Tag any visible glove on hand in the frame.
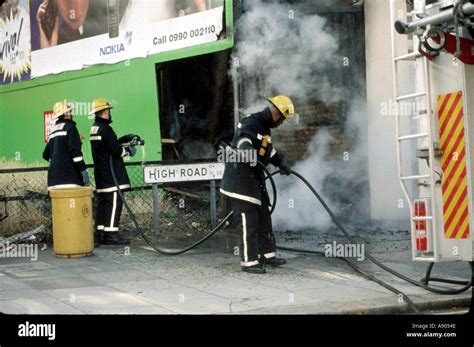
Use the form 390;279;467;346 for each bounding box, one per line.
279;158;292;176
125;146;137;157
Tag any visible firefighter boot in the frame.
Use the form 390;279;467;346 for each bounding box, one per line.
241;263;266;274
261;256;287;267
101;232;130;245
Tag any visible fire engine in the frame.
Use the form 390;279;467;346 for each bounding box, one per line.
391;0;473;262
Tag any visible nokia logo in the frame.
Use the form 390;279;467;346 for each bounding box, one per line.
100;43;125;56
99;31;132;56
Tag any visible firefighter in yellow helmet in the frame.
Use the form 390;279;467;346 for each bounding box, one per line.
220;95;295;274
89;98;138;245
42;100;89;190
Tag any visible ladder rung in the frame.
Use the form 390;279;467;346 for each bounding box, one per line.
400;174;431;181
412;216;433;221
394;52;422;62
396;91;427;101
398;133;429;141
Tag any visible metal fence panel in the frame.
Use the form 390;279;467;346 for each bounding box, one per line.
0;162;225;240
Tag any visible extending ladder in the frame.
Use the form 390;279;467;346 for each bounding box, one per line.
389;0;438;261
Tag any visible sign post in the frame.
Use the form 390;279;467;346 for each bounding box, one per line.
210;180;217;228
152;183;160;236
144;162;225;235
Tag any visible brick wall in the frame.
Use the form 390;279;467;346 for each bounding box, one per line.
272;101;349;163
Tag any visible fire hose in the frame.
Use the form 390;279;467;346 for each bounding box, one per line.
109;158;277;254
109;151;472;313
269;171;472;298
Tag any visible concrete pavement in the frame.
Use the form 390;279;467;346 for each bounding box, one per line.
0;231;471;314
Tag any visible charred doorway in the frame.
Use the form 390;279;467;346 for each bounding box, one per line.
156;50;234;161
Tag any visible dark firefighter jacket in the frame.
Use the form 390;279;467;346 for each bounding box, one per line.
42;119;87;189
220;107;284;206
90;117;131;193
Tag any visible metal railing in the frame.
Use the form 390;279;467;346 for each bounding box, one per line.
0;160;223;239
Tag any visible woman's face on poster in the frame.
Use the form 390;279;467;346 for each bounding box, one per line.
56;0;90;30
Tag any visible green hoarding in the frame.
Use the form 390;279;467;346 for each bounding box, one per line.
0;0;234;166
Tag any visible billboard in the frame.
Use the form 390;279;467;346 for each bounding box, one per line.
29;0;224;78
0;0;31;84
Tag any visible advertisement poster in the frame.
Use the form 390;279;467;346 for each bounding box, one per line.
0;0;31;84
43;109;54;143
29;0;224;78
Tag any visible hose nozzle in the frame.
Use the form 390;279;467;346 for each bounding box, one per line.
130;137;145;146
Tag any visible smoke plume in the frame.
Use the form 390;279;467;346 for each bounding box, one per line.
272;97;368;231
236;1;342;113
235;1;369;231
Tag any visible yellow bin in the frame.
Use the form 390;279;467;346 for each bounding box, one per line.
49;187;94;259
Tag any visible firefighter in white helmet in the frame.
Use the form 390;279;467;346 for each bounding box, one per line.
89;98;138;245
220;96;294;274
42;100;89;190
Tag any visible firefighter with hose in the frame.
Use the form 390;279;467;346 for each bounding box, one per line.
89;98;139;245
220;96;295;274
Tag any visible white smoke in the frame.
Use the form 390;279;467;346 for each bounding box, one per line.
272;97;368;231
235;1;369;231
235;1;342;113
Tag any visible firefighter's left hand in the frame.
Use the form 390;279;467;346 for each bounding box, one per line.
279;159;292;176
81;170;90;185
125;146;137;157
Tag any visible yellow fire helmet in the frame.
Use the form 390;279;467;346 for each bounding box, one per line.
89;98;113;115
53;100;74;118
267;95;295;120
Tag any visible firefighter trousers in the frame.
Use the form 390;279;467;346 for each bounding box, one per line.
95;191;123;233
229;196;277;267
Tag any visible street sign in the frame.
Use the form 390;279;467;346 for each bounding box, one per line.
144;162;225;184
